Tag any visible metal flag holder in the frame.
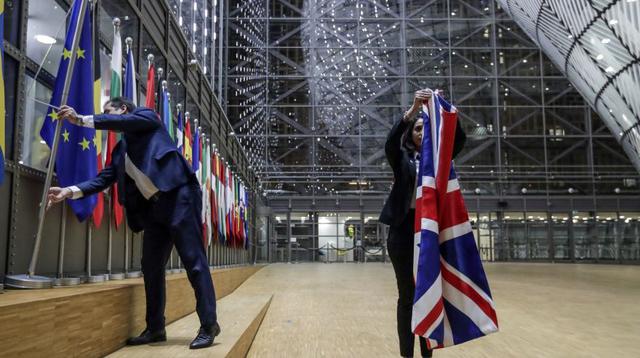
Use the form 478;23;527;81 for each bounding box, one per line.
107;193;125;280
166;251;175;275
5;0;90;289
124;225;142;278
170;251;181;274
53;203;81;286
129;231;142;277
84;219;106;283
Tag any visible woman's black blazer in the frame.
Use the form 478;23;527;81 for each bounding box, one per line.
378;117;466;228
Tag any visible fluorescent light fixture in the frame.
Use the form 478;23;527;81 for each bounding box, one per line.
35;34;56;45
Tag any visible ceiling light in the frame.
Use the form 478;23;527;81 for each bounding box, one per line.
601;38;611;44
35;34;57;45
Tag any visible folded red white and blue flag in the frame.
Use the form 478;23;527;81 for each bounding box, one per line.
412;91;498;349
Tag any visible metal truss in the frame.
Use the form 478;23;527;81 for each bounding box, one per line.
500;0;640;172
226;0;640;200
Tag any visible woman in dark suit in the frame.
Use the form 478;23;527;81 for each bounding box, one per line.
379;89;465;357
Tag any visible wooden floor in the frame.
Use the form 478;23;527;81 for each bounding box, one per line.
243;262;640;358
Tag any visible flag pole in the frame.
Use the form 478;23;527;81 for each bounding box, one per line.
156;68;163;113
53;202;80;286
6;0;90;289
127;231;141;278
85;217;105;282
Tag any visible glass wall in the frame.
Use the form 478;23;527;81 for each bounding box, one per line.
271;211;384;263
274;208;640;263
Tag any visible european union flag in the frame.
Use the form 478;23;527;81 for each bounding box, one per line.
40;0;97;221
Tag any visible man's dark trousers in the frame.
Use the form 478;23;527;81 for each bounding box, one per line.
141;179;216;331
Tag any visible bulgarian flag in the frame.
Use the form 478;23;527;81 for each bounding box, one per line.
107;18;124;229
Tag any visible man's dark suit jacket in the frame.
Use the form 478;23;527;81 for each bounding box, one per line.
378;117;466;228
75;107;196;232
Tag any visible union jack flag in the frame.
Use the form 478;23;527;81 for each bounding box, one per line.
412;91;498;349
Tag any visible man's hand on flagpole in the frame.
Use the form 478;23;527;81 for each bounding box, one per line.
57;105;82;126
47;187;72;210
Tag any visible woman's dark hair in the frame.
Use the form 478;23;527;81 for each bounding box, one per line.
106;97;137;112
401;114;421;154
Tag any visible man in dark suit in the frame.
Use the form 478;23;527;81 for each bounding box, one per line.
48;97;220;349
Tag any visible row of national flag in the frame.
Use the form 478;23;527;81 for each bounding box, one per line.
203;143;251;249
32;0;250;249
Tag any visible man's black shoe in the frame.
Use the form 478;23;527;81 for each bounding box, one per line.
189;322;221;349
126;328;167;346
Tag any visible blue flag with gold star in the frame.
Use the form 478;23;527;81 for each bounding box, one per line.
40;0;97;221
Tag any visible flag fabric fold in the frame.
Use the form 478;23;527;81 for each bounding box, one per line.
159;87;174;140
216;154;226;245
412;92;498;349
145;59;155;110
184;116;193;165
192;125;200;173
211;150;219;245
123;39;137;104
40;0;97;221
176;107;184;153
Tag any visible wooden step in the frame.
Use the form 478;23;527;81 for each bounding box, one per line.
107;292;273;358
0;265;265;357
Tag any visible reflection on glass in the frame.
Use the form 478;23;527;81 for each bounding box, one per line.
22;76;53;171
551;213;569;259
620;212;640;261
596;212;618;260
26;0;66;75
572;211;594;260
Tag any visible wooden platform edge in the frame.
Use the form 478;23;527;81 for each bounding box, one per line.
226;295;273;358
0;264;267;358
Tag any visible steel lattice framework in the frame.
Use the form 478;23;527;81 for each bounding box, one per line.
499;0;640;172
227;0;640;201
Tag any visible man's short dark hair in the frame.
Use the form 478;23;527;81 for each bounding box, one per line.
107;97;137;112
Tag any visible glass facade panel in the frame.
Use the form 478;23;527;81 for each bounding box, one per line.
21;75;53;171
26;0;67;75
3;53;18;161
3;0;21;47
552;213;570;260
